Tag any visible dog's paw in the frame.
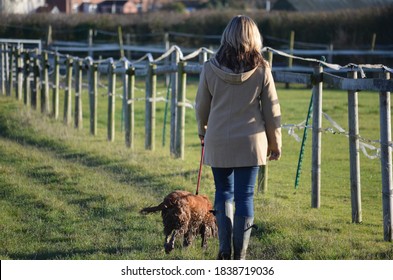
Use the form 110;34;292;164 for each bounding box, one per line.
164;242;174;254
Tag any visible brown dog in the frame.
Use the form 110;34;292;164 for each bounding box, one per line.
140;190;217;254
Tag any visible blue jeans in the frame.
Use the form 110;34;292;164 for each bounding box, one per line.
212;166;259;217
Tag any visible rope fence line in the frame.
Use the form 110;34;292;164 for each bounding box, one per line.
284;111;385;160
1;42;393;241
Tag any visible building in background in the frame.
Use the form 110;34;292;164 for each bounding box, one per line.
0;0;280;14
0;0;45;13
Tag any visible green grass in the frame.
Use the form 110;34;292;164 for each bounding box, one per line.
0;78;392;260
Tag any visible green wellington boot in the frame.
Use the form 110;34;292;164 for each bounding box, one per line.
233;216;254;260
215;201;234;260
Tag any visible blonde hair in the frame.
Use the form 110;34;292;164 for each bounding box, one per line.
216;15;266;73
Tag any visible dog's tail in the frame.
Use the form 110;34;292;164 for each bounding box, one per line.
140;202;167;214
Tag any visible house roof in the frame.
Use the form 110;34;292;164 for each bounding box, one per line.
272;0;393;11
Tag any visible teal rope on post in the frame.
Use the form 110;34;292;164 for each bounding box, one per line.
162;80;171;147
295;93;313;189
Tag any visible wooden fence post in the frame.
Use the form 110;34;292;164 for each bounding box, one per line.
267;50;273;68
347;70;362;223
7;45;14;97
311;65;323;208
4;44;9;96
41;51;50;114
46;25;53;47
88;59;98;136
288;30;295;68
32;49;40;111
52;54;60;119
74;58;83;129
1;44;5;95
379;71;393;241
107;60;116;142
176;61;187;159
88;29;94;58
16;47;23;101
371;33;377;51
122;60;128;137
118;26;124;58
145;63;157;150
126;33;131;59
23;51;30;107
125;65;135;149
285;30;295;89
170;51;180;156
64;56;73;126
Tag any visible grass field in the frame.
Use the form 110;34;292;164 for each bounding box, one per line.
0;77;392;260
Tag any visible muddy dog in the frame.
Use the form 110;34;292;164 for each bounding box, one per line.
140;190;217;254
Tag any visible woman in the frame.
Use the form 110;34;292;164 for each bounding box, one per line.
195;15;281;260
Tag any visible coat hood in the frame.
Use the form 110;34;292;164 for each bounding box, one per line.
209;57;258;85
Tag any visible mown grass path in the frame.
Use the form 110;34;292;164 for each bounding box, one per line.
1;85;392;260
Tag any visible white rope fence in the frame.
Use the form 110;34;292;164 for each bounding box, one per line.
283;112;383;160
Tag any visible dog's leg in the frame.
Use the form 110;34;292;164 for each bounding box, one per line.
164;233;171;249
164;230;178;254
200;225;208;249
183;228;195;247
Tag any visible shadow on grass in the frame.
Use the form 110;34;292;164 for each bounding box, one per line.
6;246;137;260
0;104;171;197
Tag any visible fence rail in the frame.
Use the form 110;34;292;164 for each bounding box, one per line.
0;42;392;241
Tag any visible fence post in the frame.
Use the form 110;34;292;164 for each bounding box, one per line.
288;30;295;68
7;45;14;97
311;65;323;208
122;60;128;138
88;59;98;136
1;44;5;95
64;56;73;126
347;70;362;223
164;33;170;87
41;51;50;114
23;51;30;107
118;26;124;58
145;63;157;150
32;49;40;110
52;54;60;119
371;33;377;51
170;51;180;156
74;58;83;129
4;44;9;96
267;50;273;67
285;30;295;89
88;29;94;58
176;61;187;159
16;47;23;101
125;65;135;149
107;60;116;142
379;71;393;242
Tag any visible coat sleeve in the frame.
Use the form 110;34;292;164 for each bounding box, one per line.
261;66;282;152
195;64;212;137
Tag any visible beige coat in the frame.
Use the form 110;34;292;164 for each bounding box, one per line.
195;58;281;167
